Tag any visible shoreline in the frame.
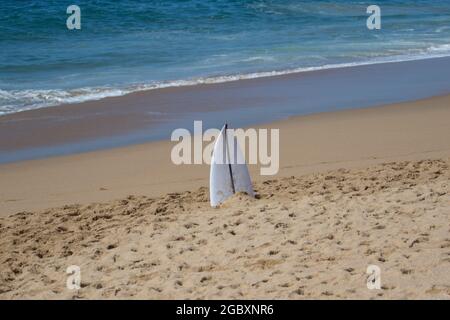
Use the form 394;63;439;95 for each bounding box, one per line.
3;53;450;117
1;56;450;163
1;94;449;216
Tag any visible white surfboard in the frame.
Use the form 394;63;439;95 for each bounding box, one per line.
210;124;254;207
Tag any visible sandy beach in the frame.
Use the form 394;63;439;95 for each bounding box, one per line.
3;0;450;303
1;94;449;299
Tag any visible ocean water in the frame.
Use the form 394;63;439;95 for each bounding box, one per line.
1;0;450;115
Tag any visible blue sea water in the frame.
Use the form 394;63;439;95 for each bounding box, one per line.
1;0;450;115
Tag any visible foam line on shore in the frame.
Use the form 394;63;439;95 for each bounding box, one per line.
2;49;450;116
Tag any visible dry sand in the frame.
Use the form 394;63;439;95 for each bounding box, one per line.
0;158;449;299
0;95;449;299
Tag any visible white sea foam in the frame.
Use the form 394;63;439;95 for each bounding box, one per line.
427;44;450;52
1;45;450;116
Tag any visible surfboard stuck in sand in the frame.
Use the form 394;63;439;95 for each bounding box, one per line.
210;123;255;207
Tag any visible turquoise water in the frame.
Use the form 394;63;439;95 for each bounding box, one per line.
1;0;450;114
